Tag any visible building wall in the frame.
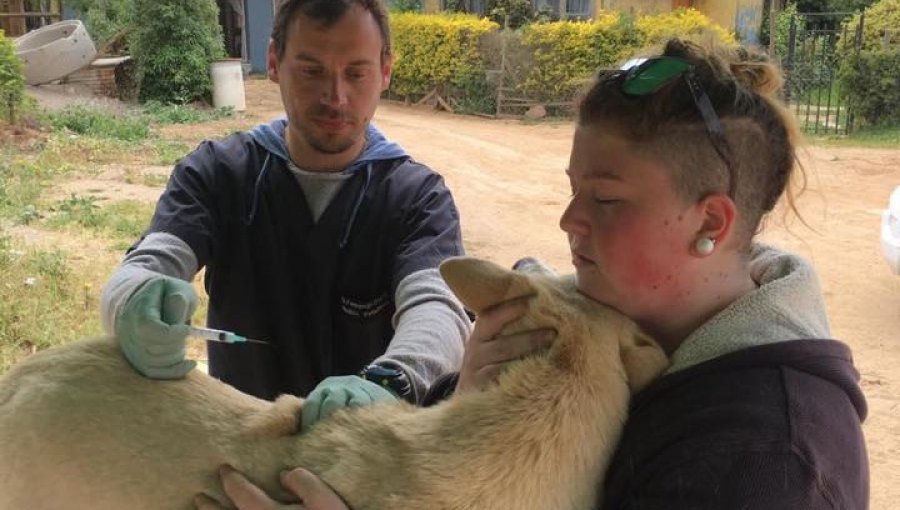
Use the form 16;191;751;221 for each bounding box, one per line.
245;0;274;74
693;0;764;43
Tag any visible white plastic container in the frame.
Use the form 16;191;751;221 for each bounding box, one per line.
881;186;900;275
15;20;97;85
210;59;246;111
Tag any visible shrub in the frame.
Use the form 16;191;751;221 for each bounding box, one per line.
388;10;734;114
515;9;731;103
838;0;900;127
129;0;224;104
635;8;736;47
839;48;900;127
0;30;24;123
487;0;534;29
518;13;642;102
768;2;806;62
389;0;422;13
841;0;900;51
390;13;497;104
65;0;133;50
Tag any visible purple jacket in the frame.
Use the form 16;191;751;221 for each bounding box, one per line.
423;339;868;509
602;338;868;509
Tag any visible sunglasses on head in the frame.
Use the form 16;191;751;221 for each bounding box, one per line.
617;56;736;198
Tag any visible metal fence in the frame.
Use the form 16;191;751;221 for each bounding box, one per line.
782;12;863;135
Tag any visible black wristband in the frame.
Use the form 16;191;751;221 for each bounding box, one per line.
359;363;413;402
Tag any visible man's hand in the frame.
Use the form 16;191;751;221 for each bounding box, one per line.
194;465;349;510
116;275;198;379
300;375;397;431
456;297;556;393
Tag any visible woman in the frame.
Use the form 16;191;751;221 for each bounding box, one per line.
197;38;869;510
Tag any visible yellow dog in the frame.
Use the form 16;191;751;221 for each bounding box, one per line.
0;257;668;510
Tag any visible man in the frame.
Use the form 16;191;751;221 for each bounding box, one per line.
101;0;470;426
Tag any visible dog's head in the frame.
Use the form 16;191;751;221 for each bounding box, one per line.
440;257;668;393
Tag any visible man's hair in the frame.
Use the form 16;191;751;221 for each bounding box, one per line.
271;0;392;60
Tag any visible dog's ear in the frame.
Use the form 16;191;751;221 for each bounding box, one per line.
440;257;536;314
620;328;668;394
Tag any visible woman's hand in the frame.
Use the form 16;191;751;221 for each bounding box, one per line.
194;465;349;510
456;297;556;393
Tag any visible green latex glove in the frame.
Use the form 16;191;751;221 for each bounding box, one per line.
116;275;198;379
301;375;398;431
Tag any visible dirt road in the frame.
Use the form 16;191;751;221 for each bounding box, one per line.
128;78;900;507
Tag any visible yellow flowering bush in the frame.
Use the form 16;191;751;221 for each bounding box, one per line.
635;8;735;46
390;13;498;99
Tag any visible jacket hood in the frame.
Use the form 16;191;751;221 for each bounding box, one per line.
668;244;831;374
658;339;867;422
247;117;407;171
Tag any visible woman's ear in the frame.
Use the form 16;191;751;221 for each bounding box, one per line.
693;193;738;251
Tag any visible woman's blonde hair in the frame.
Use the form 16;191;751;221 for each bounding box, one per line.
578;38;804;246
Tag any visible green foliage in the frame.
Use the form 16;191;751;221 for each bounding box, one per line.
0;237;103;373
487;0;534;29
42;105;150;141
796;0;877;12
129;0;225;104
0;30;25;123
518;14;642;102
0;153;73;224
389;0;422;13
65;0;133;49
141;101;233;125
516;9;731;103
836;0;900;128
47;195;153;241
390;13;498;101
839;48;900;127
390;10;734;113
769;3;805;61
634;8;736;46
842;0;900;52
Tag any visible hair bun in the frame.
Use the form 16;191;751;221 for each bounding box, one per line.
728;48;783;98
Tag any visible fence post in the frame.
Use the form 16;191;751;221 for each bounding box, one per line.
496;15;509;118
785;15;797;103
847;11;865;134
768;0;780;59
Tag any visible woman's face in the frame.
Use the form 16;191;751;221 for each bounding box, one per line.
559;125;706;326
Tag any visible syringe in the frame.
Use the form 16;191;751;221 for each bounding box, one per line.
187;325;266;345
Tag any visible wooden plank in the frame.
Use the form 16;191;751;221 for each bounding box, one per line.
415;88;437;106
0;12;62;18
435;94;454;113
3;0;27;37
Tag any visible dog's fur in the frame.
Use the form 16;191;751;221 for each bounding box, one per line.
0;257;668;510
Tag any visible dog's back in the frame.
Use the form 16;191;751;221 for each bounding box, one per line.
0;257;668;510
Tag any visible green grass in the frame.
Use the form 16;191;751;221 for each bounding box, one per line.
807;125;900;149
41;104;151;142
45;195;154;241
141;101;233;125
0;102;232;373
0;150;75;223
39;102;233;146
0;234;103;372
151;139;193;165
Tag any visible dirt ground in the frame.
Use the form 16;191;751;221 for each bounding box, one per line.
29;79;900;507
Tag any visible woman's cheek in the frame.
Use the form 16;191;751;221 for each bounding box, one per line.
605;222;681;293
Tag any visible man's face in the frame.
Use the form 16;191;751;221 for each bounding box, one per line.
268;5;391;168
